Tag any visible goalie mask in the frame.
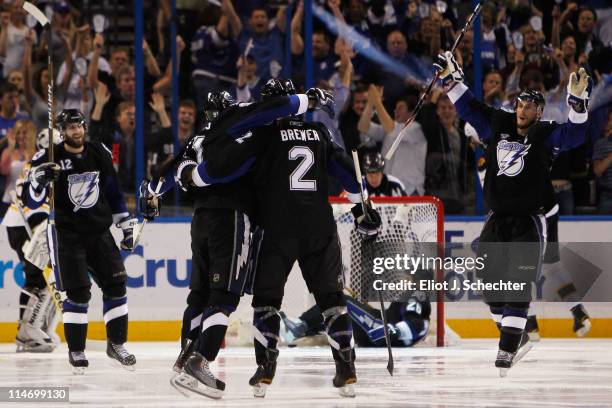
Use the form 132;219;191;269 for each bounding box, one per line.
204;91;236;122
36;128;62;150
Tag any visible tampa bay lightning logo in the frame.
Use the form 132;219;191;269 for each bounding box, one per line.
67;171;100;212
496;140;531;177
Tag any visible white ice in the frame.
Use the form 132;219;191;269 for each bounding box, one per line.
1;340;611;407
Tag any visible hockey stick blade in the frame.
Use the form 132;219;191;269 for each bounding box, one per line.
22;2;49;26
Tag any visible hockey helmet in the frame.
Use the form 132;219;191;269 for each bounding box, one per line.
363;152;385;173
204;91;236;121
56;109;86;133
260;78;296;100
517;89;545;110
36;128;62;150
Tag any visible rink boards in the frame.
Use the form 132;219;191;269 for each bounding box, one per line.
1;217;612;342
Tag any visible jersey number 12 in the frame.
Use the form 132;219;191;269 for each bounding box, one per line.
288;146;317;191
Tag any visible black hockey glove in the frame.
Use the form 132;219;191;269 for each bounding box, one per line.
30;162;60;192
138;179;160;221
117;216;138;251
433;51;464;86
306;87;335;118
351;202;381;238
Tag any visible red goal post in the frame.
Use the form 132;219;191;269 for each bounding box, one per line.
329;195;446;347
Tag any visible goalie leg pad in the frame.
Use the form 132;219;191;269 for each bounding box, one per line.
16;287;56;352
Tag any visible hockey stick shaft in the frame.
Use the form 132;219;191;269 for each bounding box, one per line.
384;0;485;161
351;150;394;375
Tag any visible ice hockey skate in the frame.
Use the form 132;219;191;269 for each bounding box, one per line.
496;332;533;377
69;351;89;375
249;348;279;397
571;304;592;337
174;352;225;399
106;341;136;371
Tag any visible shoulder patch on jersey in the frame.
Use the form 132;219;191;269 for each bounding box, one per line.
32;149;46;162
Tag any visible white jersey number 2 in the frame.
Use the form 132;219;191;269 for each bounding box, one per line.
288;146;317;191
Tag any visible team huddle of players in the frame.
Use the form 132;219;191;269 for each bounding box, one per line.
6;43;594;398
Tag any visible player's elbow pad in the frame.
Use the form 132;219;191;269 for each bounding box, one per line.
176;160;197;190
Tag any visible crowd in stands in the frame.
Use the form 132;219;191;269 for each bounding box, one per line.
0;0;611;216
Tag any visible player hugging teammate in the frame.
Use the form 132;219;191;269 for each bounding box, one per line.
22;109;138;374
142;80;382;399
434;51;590;376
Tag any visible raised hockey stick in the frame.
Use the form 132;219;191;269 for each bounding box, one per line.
384;0;485;161
22;1;63;291
132;177;164;249
351;150;394;376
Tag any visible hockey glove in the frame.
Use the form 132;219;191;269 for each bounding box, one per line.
351;202;382;238
117;216;138;251
433;51;464;86
30;162;60;193
138;179;160;221
566;67;593;113
306;87;335;118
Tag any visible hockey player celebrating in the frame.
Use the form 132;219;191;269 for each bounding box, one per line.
181;79;381;398
22;109;138;374
167;88;333;399
433;52;590;376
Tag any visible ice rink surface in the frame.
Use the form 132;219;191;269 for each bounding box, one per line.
1;339;611;407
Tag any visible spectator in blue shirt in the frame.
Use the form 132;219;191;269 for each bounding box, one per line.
225;1;286;82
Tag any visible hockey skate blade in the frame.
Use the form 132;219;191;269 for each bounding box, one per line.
252;382;268;398
575;319;592;337
174;372;223;400
170;373;192;398
338;383;356;398
72;366;86;376
499;367;509;378
109;357;136;372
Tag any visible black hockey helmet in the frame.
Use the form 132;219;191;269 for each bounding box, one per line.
56;109;86;130
260;78;296;100
363;152;385;173
204;91;235;121
517;89;545;110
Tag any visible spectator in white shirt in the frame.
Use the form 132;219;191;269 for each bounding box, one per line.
357;85;426;195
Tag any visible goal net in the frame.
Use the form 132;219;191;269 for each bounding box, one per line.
331;196;447;347
226;196;455;347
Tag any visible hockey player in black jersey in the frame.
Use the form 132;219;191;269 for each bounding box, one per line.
362;152;407;196
186;79;381;398
165;88;335;399
434;52;590;376
22;109;137;374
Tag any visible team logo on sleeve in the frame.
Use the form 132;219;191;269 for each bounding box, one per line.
496;140;531;177
67;171;100;211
